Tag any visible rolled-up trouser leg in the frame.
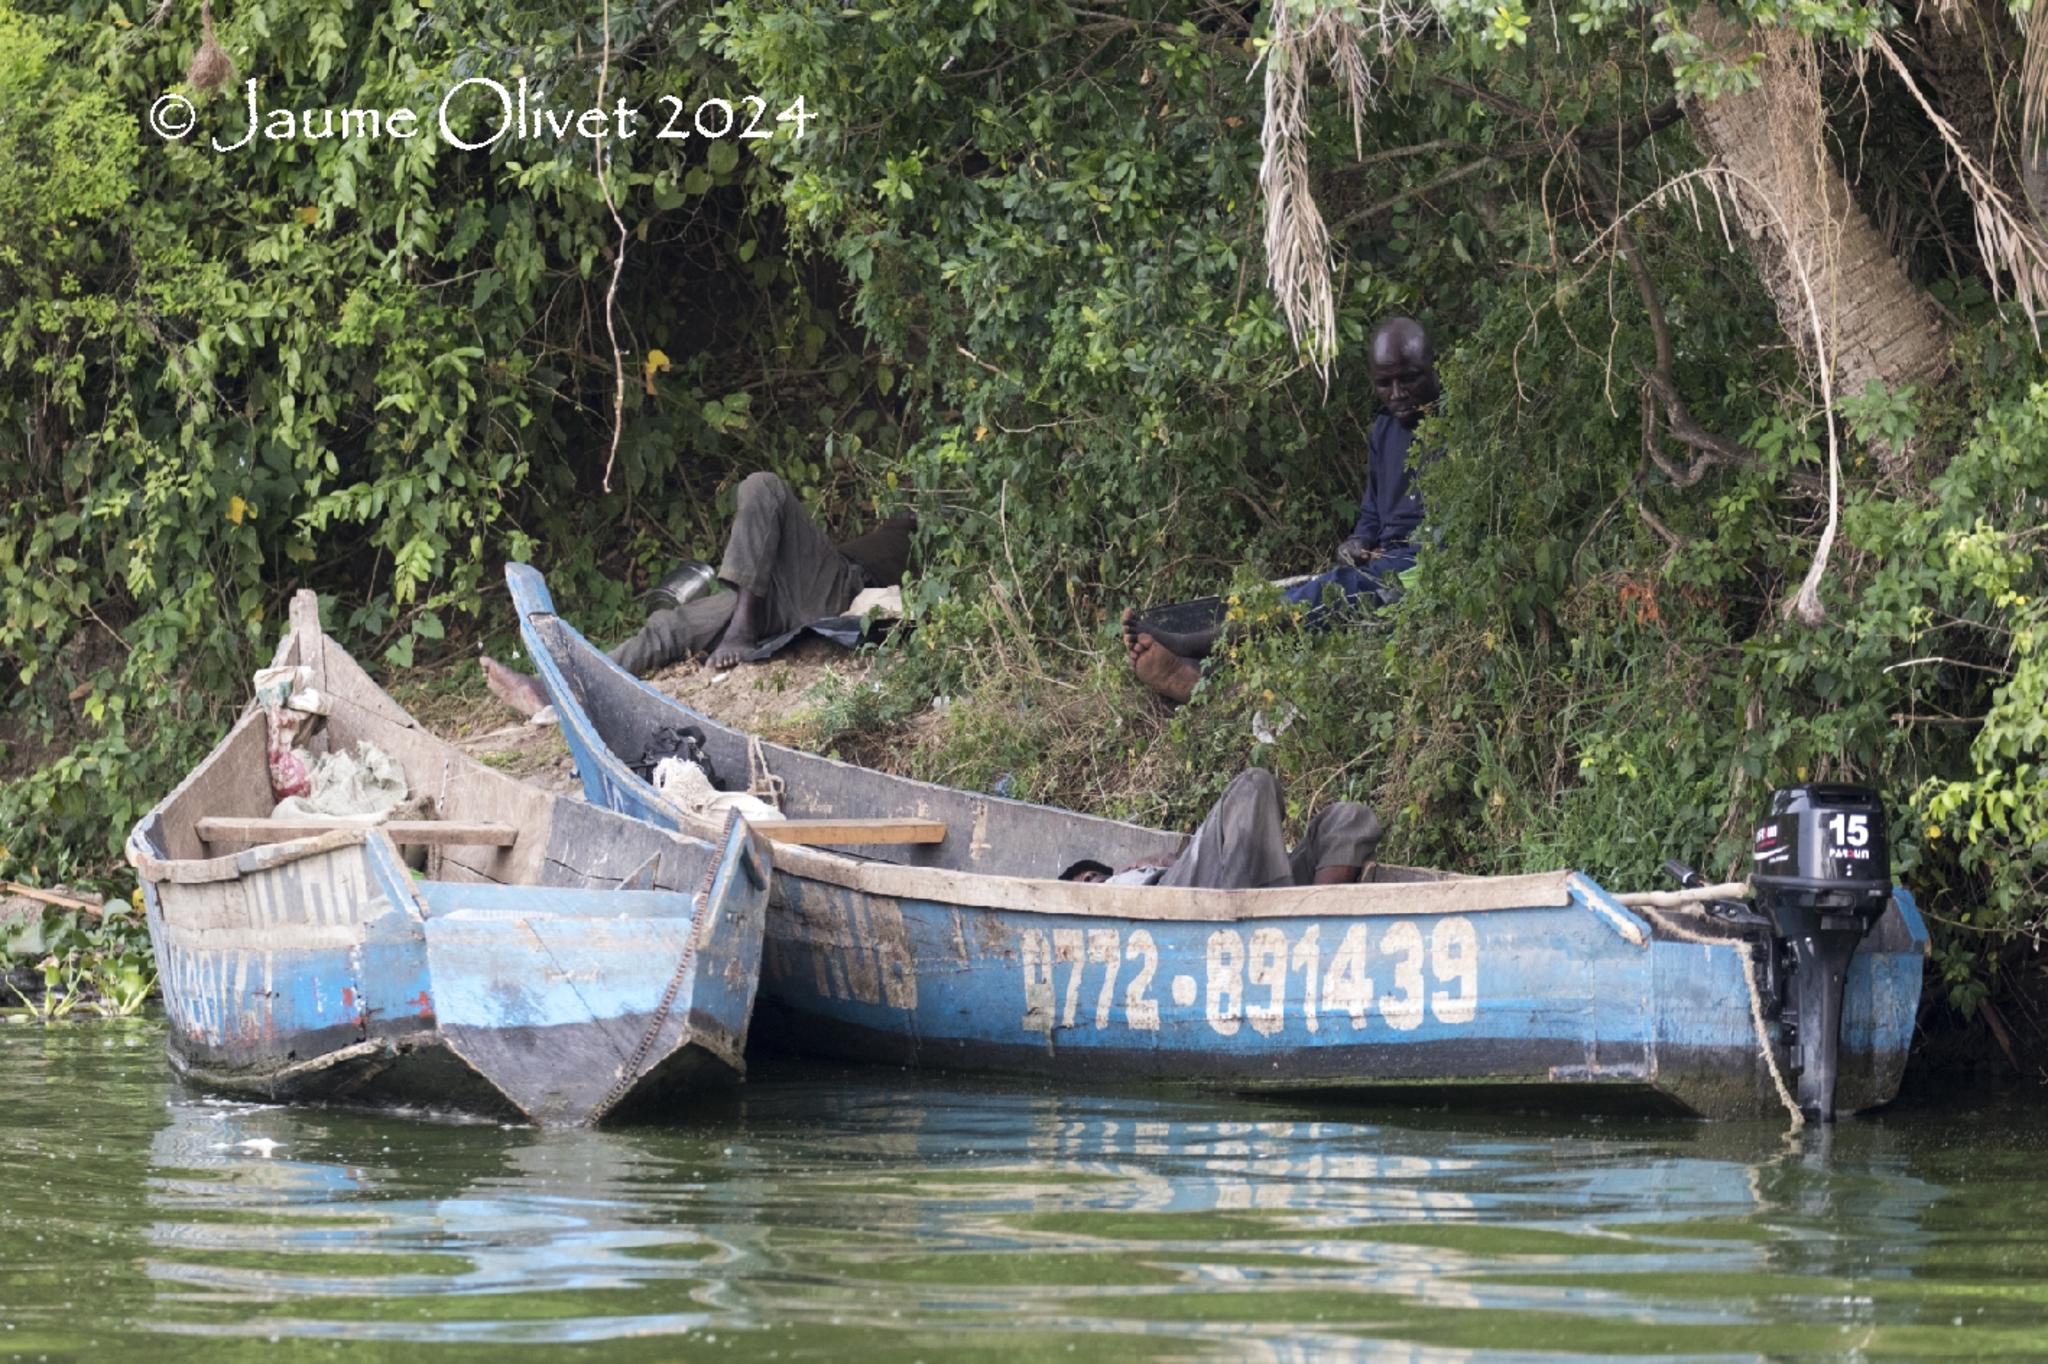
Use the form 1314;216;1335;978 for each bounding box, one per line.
1157;769;1296;891
720;471;867;638
1286;802;1383;884
609;593;737;676
1281;564;1384;629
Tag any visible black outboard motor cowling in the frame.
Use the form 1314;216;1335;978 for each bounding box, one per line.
1750;785;1893;1122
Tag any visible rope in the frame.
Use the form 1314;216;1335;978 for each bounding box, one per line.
1613;880;1750;908
746;735;785;810
592;816;729;1122
1637;904;1804;1130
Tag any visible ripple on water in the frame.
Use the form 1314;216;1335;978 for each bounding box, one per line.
2;1021;2047;1359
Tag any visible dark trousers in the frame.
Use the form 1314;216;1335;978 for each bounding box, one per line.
610;473;913;675
1156;769;1382;890
1279;551;1415;627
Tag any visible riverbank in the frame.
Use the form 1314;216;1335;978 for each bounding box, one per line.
394;635;893;791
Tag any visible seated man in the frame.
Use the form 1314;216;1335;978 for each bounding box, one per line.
1060;768;1381;890
485;471;914;716
1123;316;1440;705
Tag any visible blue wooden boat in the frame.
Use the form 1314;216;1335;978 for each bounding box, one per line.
127;592;772;1126
507;564;1928;1121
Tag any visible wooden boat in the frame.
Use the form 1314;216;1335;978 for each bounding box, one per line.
507;564;1928;1121
126;592;771;1126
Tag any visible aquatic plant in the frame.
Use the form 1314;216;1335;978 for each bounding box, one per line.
1;903;156;1021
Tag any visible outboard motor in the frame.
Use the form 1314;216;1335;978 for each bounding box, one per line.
1749;785;1893;1122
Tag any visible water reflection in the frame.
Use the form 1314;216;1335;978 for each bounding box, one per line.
143;1103;732;1343
6;1027;2045;1357
115;1067;1980;1356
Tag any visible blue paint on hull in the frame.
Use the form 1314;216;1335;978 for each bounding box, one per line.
746;875;1924;1113
128;596;777;1124
135;820;768;1125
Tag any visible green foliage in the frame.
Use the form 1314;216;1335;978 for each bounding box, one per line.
731;0;2046;1019
0;0;889;874
714;0;1360;661
1851;377;2048;999
1;902;155;1019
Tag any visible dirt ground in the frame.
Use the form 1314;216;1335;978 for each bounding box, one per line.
397;637;878;798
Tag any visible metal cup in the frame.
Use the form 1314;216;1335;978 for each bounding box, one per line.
645;561;721;612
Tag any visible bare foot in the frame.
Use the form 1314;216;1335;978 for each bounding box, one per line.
1122;606;1217;659
481;656;548;719
705;587;762;670
1128;632;1200;705
705;630;758;670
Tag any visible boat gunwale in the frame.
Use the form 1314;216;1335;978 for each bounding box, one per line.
127;821;377;885
510;567;1600;924
128;598;730;896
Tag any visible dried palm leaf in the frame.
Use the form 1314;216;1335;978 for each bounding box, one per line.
1258;0;1429;378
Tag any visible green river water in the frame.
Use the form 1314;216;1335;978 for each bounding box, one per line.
3;1020;2046;1361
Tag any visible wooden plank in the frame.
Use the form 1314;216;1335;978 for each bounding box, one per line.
289;590;326;707
196;817;518;848
154;712;275;862
133;828;370;886
755;818;946;847
0;882;104;916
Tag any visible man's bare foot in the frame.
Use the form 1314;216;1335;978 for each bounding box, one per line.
705;630;759;670
705;588;762;670
1128;632;1200;705
481;656;548;719
1121;606;1217;660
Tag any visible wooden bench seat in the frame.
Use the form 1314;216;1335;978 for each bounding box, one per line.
194;816;518;848
754;818;945;846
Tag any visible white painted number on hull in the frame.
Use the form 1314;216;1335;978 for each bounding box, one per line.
1018;917;1480;1037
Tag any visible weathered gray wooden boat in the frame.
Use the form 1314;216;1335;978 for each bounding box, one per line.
508;564;1928;1121
127;593;771;1126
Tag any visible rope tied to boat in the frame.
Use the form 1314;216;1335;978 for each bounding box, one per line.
1612;881;1750;908
592;814;732;1121
746;734;785;810
1636;905;1806;1131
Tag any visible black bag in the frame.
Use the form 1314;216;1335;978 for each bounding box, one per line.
631;724;719;787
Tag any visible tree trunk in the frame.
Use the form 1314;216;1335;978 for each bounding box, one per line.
1682;8;1949;394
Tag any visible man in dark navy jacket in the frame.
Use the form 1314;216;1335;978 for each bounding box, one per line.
1284;317;1437;618
1124;317;1439;704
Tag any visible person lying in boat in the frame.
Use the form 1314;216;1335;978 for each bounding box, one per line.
485;472;915;716
1059;769;1381;890
1122;316;1439;705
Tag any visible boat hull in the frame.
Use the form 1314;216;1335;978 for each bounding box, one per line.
136;816;769;1126
508;563;1927;1120
130;595;772;1127
745;867;1924;1119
